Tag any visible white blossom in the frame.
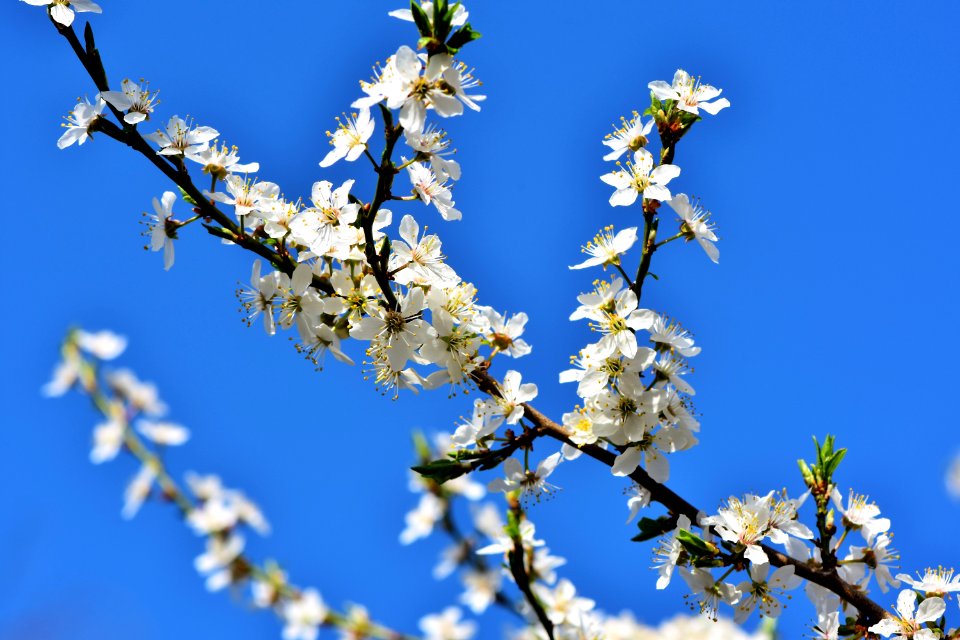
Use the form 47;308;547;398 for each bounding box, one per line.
90;416;124;464
460;569;501;614
475;370;538;428
57;95;105;149
187;142;259;178
407;161;462;221
868;589;945;640
122;462;157;519
733;563;800;623
667;194;719;264
488;453;561;500
106;369;166;415
536;579;596;628
194;533;244;592
281;589;329;640
895;567;960;598
419;607;476;640
22;0;101;27
578;287;656;359
386;46;464;132
390;215;460;288
405;125;461;181
702;494;776;566
389;2;469;28
600;149;680;206
648;69;731;116
477;308;531;358
400;492;444;545
350;286;428;371
208;176;280;220
603;112;654;161
680;568;742;621
812;611;841;640
831;488;891;544
570;226;638;270
320;109;375;167
100;79;158;125
136;420;189;446
652;514;691;589
145;115;219;157
148;191;177;270
76;330;127;360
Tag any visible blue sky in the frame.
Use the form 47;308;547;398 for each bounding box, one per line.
2;1;959;638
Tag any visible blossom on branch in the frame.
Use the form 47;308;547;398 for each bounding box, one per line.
147;191;177;270
57;95;105;149
570;226;639;271
319;109;375;168
100;79;158;125
22;0;101;27
146;115;219;157
648;69;731;116
600;149;680;206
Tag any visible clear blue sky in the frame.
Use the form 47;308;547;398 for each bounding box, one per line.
2;1;959;638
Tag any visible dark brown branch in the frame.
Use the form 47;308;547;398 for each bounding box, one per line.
436;509;521;616
630;209;658;299
361;106;404;310
472;369;888;626
56;22;335;297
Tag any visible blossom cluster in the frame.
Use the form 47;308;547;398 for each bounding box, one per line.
553;70;732;488
402;433;773;640
41;0;535;401
45;328;476;640
30;1;960;639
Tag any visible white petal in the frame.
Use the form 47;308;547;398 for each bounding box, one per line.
609;188;639;208
612;448;642;477
915;597;946;624
744;544;769;565
50;3;75;26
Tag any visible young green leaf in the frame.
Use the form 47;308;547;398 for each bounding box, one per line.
677;529;719;557
632;515;674;542
411;458;469;483
446;24;482;52
410;0;432;37
178;186;198;206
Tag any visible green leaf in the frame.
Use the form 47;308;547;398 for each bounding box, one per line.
433;0;448;28
411;459;469;483
825;448;847;476
649;94;663;113
412;431;432;462
178;186;198;206
446;23;482;52
445;1;460;22
632;515;674;542
760;617;778;640
678;110;701;127
410;0;432;37
417;36;436;51
451;448;491;461
434;0;457;41
677;529;719;557
505;508;521;538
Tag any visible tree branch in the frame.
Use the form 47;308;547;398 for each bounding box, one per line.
470;368;888;625
49;14;890;630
